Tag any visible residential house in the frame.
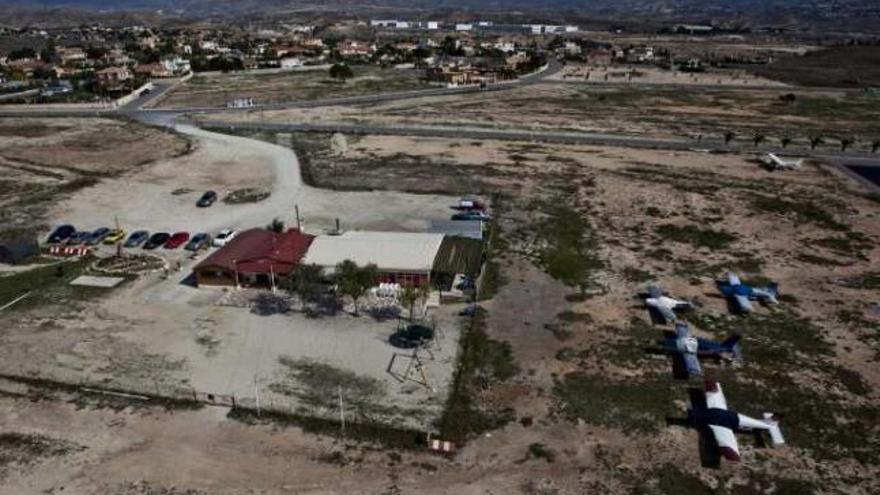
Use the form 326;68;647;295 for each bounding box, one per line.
586;48;614;66
134;62;171;78
337;41;375;58
95;66;132;87
57;47;86;65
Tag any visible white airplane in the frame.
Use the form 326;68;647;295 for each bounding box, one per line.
644;285;695;323
766;153;803;170
688;380;785;462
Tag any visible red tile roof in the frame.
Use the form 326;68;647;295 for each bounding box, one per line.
194;228;314;276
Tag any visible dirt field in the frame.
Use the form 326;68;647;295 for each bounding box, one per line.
551;63;786;88
2;129;879;493
742;45;880;88
153;66;430;109
200;82;880;149
0;118;191;236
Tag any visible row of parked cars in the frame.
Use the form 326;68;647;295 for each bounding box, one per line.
46;225;239;251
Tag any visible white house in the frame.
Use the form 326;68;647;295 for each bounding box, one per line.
455;24;473;32
280;57;303;69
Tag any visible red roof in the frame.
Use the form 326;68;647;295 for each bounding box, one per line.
194;228;314;276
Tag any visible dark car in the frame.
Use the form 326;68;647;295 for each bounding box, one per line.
164;232;190;249
143;232;171;250
66;231;92;245
84;227;111;245
47;224;76;244
389;324;435;349
451;211;491;221
124;230;150;248
196;191;218;207
184;232;211;251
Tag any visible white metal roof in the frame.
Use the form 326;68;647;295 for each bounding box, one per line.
302;231;445;273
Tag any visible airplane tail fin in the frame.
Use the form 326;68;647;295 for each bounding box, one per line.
762;413;785;446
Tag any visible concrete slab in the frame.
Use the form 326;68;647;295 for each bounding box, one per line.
70;275;125;288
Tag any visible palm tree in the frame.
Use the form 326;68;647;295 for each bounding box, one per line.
780;136;792;148
840;136;855;152
752;134;766;147
398;283;431;322
723;131;735;145
809;135;824;151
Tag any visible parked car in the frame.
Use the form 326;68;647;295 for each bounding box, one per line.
102;229;126;245
66;231;92;245
185;233;211;251
164;232;190;249
456;198;486;211
451;211;491;221
84;227;111;245
124;230;150;248
47;224;76;244
212;229;237;247
143;232;170;250
197;191;218;207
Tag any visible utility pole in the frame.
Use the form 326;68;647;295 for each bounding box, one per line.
338;386;345;436
294;204;302;231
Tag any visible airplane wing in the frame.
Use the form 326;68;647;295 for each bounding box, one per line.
733;294;753;312
705;381;727;409
683;352;702;376
709;425;741;461
656;305;676;323
768;153;784;166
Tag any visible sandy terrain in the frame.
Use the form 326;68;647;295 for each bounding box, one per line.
153;66;430;109
0;118;190;234
46;124;460;236
550;63;787;88
198;82;880;147
2;127;879;493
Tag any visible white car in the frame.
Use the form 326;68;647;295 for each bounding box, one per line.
212;229;237;247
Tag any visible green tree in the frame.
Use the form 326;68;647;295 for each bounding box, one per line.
723;131;735;145
752;134;765;147
780;136;792;148
290;263;323;311
809;135;824;150
840;136;855;152
267;218;284;233
335;260;378;316
329;63;353;82
872;140;880;154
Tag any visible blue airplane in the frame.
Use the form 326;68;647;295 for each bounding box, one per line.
656;323;742;377
717;272;779;313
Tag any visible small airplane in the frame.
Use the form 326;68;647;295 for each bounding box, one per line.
686;380;785;463
644;285;695;324
717;272;778;313
655;323;742;377
765;153;803;171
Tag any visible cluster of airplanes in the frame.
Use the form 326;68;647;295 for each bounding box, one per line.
642;272;786;464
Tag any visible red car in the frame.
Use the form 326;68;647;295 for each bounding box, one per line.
164;232;190;249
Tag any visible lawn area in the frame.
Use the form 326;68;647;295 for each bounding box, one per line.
155;65;430;108
0;258;115;312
